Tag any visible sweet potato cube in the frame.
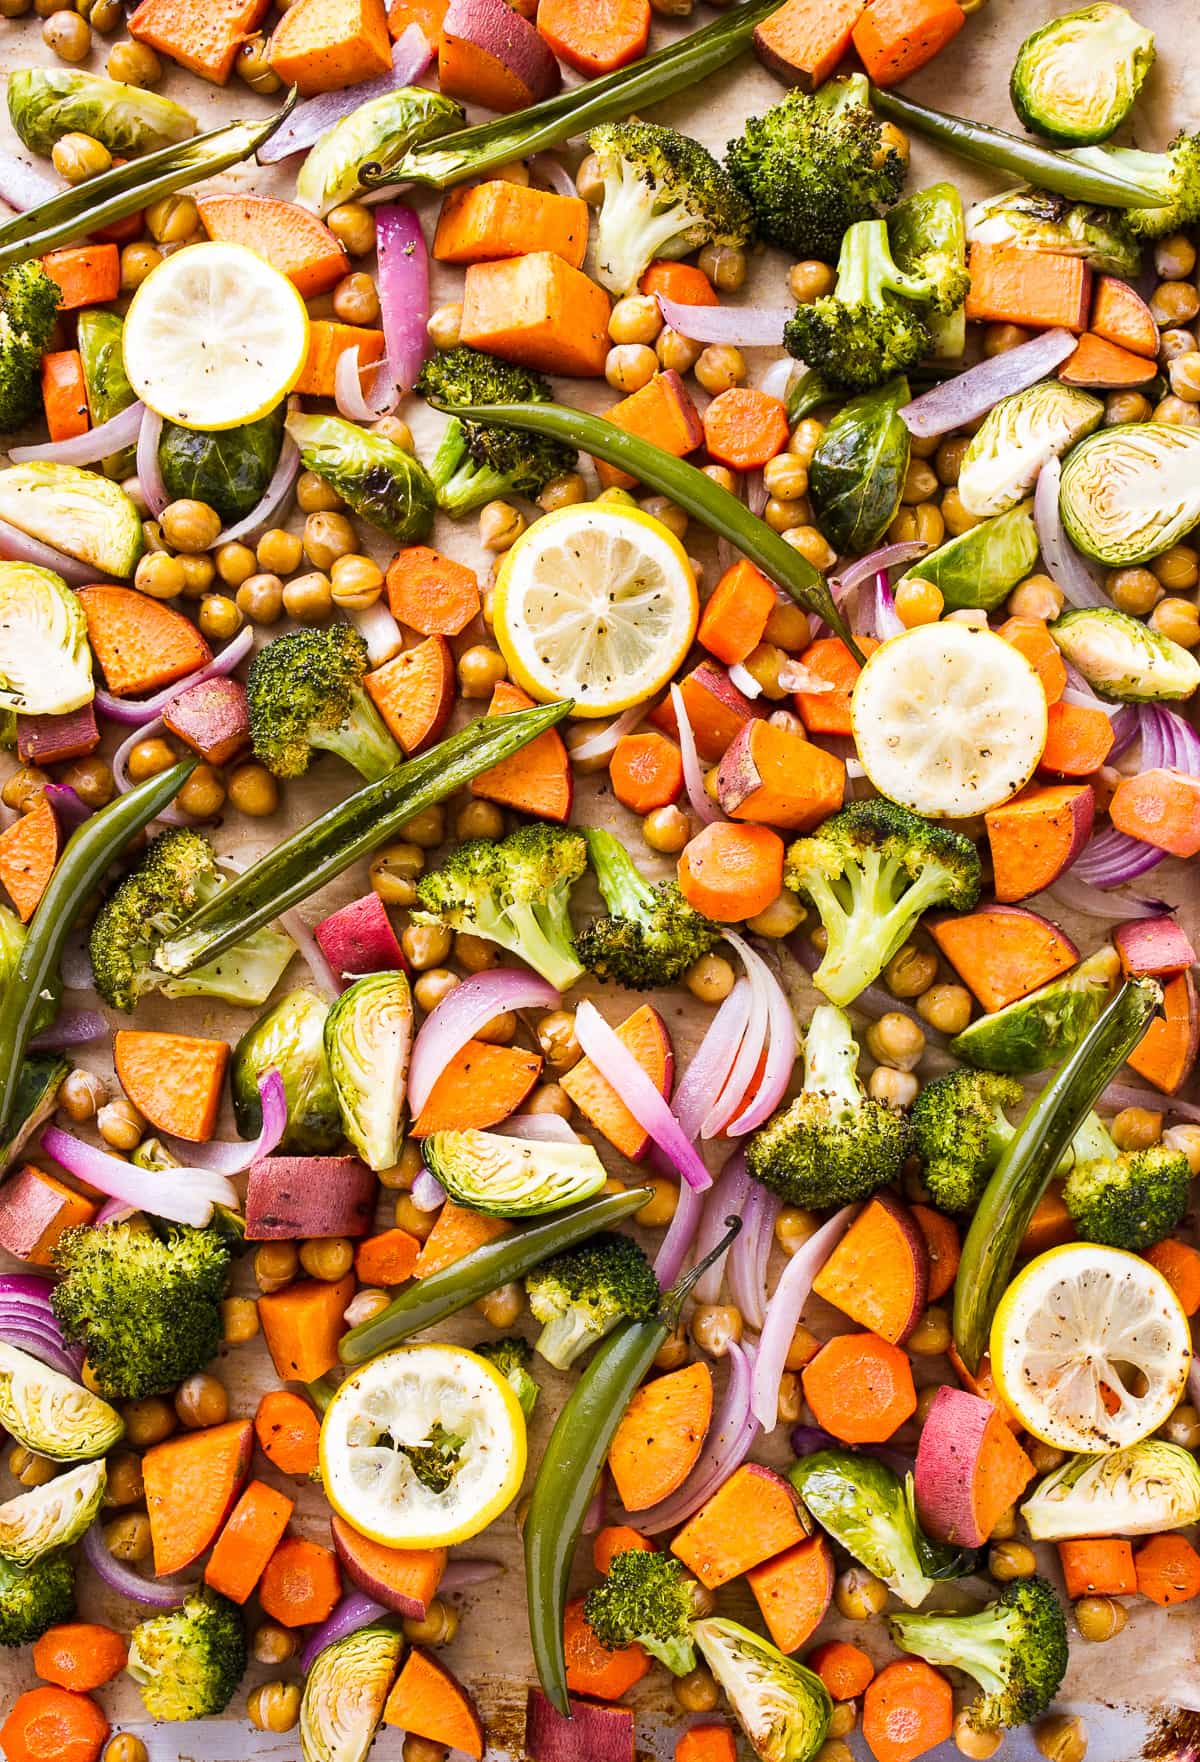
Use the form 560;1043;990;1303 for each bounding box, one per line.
295;321;386;398
670;1463;807;1588
161;676;250;766
384;1649;483;1757
697;560;778;667
559;1003;671;1162
928;905;1079;1012
1114;916;1197;980
16;705;99;767
745;1535;834;1653
1091;275;1159;357
78;585;212;699
753;0;865;89
434;180;589;269
40;245;120;311
409;1042;542;1136
0;798;58;923
1059;332;1157;388
143;1418;253;1575
113;1029;229;1143
269;0;392;93
649;662;763;762
1127;971;1199;1095
913;1386;1034;1549
715;719;845;831
470;680;572;822
460;252;611;378
964;246;1091;332
608;1361;712;1512
196;194;350;297
129;0;269;81
811;1193;928;1345
0;1164;96;1265
595;369;704;489
365;635;454;755
984;784;1094;903
259;1273;355;1381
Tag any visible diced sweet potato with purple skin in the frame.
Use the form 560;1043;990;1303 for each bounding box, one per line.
1114;917;1197;981
0;1164;96;1263
16;704;100;767
913;1385;1034;1548
245;1155;378;1239
315;892;407;988
161;676;251;767
525;1690;635;1762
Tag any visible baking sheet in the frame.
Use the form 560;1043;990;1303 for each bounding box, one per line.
1;0;1199;1752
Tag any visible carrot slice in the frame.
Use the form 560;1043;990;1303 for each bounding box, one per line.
862;1659;953;1762
801;1332;917;1444
1134;1533;1200;1606
702;387;790;471
536;0;650;76
0;1687;109;1762
677;822;785;923
258;1534;343;1627
1057;1538;1136;1599
609;731;683;814
563;1595;649;1699
385;545;480;636
807;1639;876;1700
1144;1238;1200;1316
593;1525;654;1576
31;1625;127;1693
698;560;778;667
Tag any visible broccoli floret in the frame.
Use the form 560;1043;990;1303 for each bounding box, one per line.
890;1578;1068;1733
247;624;401;782
52;1222;231;1400
1062;1112;1190;1252
786;799;981;1009
473;1335;540;1418
416;345;577;515
726;75;907;264
413;823;587;991
127;1589;246;1721
0;262;60;434
588;121;755;296
584;1548;698;1676
1069;134;1200;240
910;1069;1025;1214
575;827;718;989
526;1231;658;1369
746;1002;909;1207
89;827;295;1014
0;1552;73;1647
784;217;937;393
400;1420;465;1494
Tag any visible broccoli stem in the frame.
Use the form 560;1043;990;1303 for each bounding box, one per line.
890;1607;1010;1697
801;1005;863;1109
503;900;586;994
429;419;511;515
808;859;950;1009
585;828;657;922
310;687;401;782
835;219;932;306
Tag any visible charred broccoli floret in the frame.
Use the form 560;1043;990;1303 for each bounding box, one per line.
1063;1111;1190;1252
413;823;587;991
576;827;718;989
127;1589;246;1721
1070;133;1200;239
587;121;754;295
725;75;907;263
400;1421;464;1494
89;827;295;1014
0;262;60;434
890;1578;1068;1733
526;1231;658;1369
0;1552;73;1647
472;1335;539;1418
786;799;981;1008
910;1069;1025;1214
585;1548;698;1676
52;1222;231;1400
747;1003;910;1207
415;346;577;515
784;217;937;392
246;624;401;782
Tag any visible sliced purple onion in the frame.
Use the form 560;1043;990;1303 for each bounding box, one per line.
0;517;97;585
1061;659;1118;719
1074;824;1167;888
83;1521;188;1608
671;683;721;827
671;979;752;1144
582;1476;606;1534
1189;1357;1200;1412
568;704;645;765
1047;871;1168;922
29;1008;106;1050
214;435;300;547
902;329;1076;438
95;625;253;726
40;1125;238;1227
634;1338;758;1534
503;1113;579;1143
408;971;560;1118
0;1326;81;1381
653;1178;705;1287
726;1176;779;1331
751;1203;856;1431
0;150;63;211
833;540;928;602
334;344;399;422
411;1169;446;1211
726;661;762;701
0;1276;82;1372
95;1198;135;1226
299;1590;389;1672
166;1071;287;1175
874;570;904;640
60;935;93;992
439;1557;504;1593
692;1152;752;1305
9;400;145;470
1146;704;1200;776
530;153;577;197
1101;1082;1200;1124
656;296;791;347
747;470;767;517
136;406;167;517
377;204;430;398
723;933;797;1136
1108;705;1140;762
276;905;340;999
1034;456;1111;610
790;1422;911;1477
259;26;433;163
574;1002;711;1191
778;657;835;694
43;782;91;831
352;599;404;666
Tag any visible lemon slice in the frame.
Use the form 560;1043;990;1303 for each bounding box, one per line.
123;241;309;431
319;1344;526;1548
494;503;698;716
850;622;1047;818
991;1243;1192;1453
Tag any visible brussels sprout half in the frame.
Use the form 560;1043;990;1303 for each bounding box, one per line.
324;971;412;1173
158;407;285;524
0;563;93;716
691;1617;832;1762
299;1623;403;1762
285;414;436;548
808;377;911;558
958;380;1103;519
423;1128;608;1217
0;464;144;580
7;68;196;158
1060;424;1200;565
897;503;1040;612
966;186;1142;277
77;312;137;479
0;1460;106;1565
232;990;345;1155
1011;4;1155;146
1051;607;1200;702
789;1450;936;1609
1023;1440;1200;1540
950;945;1118;1075
296;88;466;216
0;1342;123;1461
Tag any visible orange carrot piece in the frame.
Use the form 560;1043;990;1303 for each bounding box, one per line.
559;1002;672;1161
910;1204;960;1303
434;180;589;269
365;634;454;755
753;0;864;88
1057;1538;1136;1600
851;0;965;86
698;560;778;667
0;798;58;924
536;0;650;76
964;245;1091;331
650;661;761;761
862;1660;953;1762
1090;275;1159;357
671;1463;807;1589
196;194;349;296
39;246;119;311
412;1200;511;1276
677;822;785;923
113;1029;228;1143
593;1525;654;1576
410;1041;543;1137
702;387;790;471
609;731;683;814
984;784;1095;903
1060;331;1157;388
1039;698;1116;777
0;1687;108;1762
142;1419;253;1576
385;545;480;636
78;585;211;699
295;319;385;398
995;616;1067;705
460;252;610;377
563;1595;650;1699
811;1196;928;1344
254;1390;321;1478
1134;1533;1200;1606
355;1226;421;1286
268;0;391;92
0;1164;95;1267
1127;971;1199;1095
745;1534;834;1654
716;718;846;831
608;1361;713;1512
639;261;719;306
1018;1180;1076;1257
1110;768;1200;858
807;1639;876;1700
802;1332;917;1445
40;351;88;443
793;636;879;737
31;1625;126;1694
383;1647;484;1757
595;368;704;490
1144;1238;1200;1316
471;679;573;822
928;906;1079;1012
128;0;269;80
258;1534;343;1627
675;1726;737;1762
204;1479;294;1604
258;1273;355;1382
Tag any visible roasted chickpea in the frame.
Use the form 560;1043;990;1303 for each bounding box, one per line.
329;271;380;328
177;553;215;598
1164;1123;1200;1174
988;1538;1037;1582
747;891;806;939
103;1735;149;1762
225;761;278;819
107;37;161;82
175;1372;228;1429
1155;392;1200;427
282;571;333;623
643;803;691;854
234;30;281;91
403;1740;449;1762
402;922;453;971
814;1741;854;1762
917;982;973;1036
1151;596;1200;648
175;765;225;820
888;503;945;549
0;0;32;15
608;294;661;346
60;1066;108;1123
104;1511;152;1563
695;345;746;395
413;969;459;1014
1009;574;1064;621
378;1142;423;1193
835;1566;888;1620
402;1599;459;1648
691;1304;742;1357
51;132;111;183
953;1711;1002;1759
330;552;384;610
774;1206;819;1255
256;527;304;575
788;260;836;304
120;1396;175;1448
673;1669;719;1714
525;1083;572;1119
236;573;285;625
1075;1595;1126;1642
1151;543;1199;592
1;766;48;813
394;1191;438;1238
1161;1400;1200;1449
939;486;981;537
1152;281;1200;327
8;1445;57;1487
296;470;343;514
762;452;810;503
120;241;163;293
636;1176;679;1229
397;805;444;851
656;326;702;374
252;1621;298;1665
198;593;242;643
427;302;463;350
1035;1714;1088;1762
248;1682;301;1735
1107;565;1162;615
1104;389;1152;426
457;644;508;698
885;943;938;998
538;471;587;512
98;1096;145;1150
302;510;355;573
327;203;376;257
783;525;837;571
369;841;424;906
534;1009;580;1073
344;1288;390;1330
454;930;496;972
866;1011;925;1072
654;1322;689;1371
983;323;1032;357
605;342;658;394
44;10;91;58
479;500;525;553
475;1281;523;1329
134;550;185;600
254;1241;298;1295
221;1296;259;1344
1028;1439;1066;1474
299;1237;355;1282
900;458;939;505
1111;1105;1162;1150
160;498;221;552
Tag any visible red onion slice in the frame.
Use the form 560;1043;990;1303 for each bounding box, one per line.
874;570;904;640
0;150;63;211
9;401;145;470
727;662;762;700
165;1071;287;1175
351;599;404;666
1034;456;1111;611
833;540;928;601
214;435;300;547
276;906;341;999
299;1590;389;1672
43;783;91;832
259;26;433;163
0;1325;81;1380
726;1176;779;1331
1190;1356;1200;1412
95;626;253;726
0;517;98;585
83;1521;189;1609
136;406;168;517
1047;872;1168;922
702;940;773;1139
1061;659;1118;719
582;1477;606;1534
568;705;645;765
633;1338;758;1534
671;978;753;1147
408;971;560;1118
439;1557;504;1592
412;1169;446;1211
574;1001;711;1192
376;204;430;398
778;658;834;694
530;153;577;197
671;684;721;826
334;344;399;422
1074;824;1166;888
751;1203;856;1431
692;1152;752;1304
40;1125;238;1227
657;297;791;347
96;1198;136;1226
723;934;797;1135
30;1008;106;1050
653;1177;705;1287
901;329;1076;438
1101;1083;1200;1125
503;1114;579;1144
